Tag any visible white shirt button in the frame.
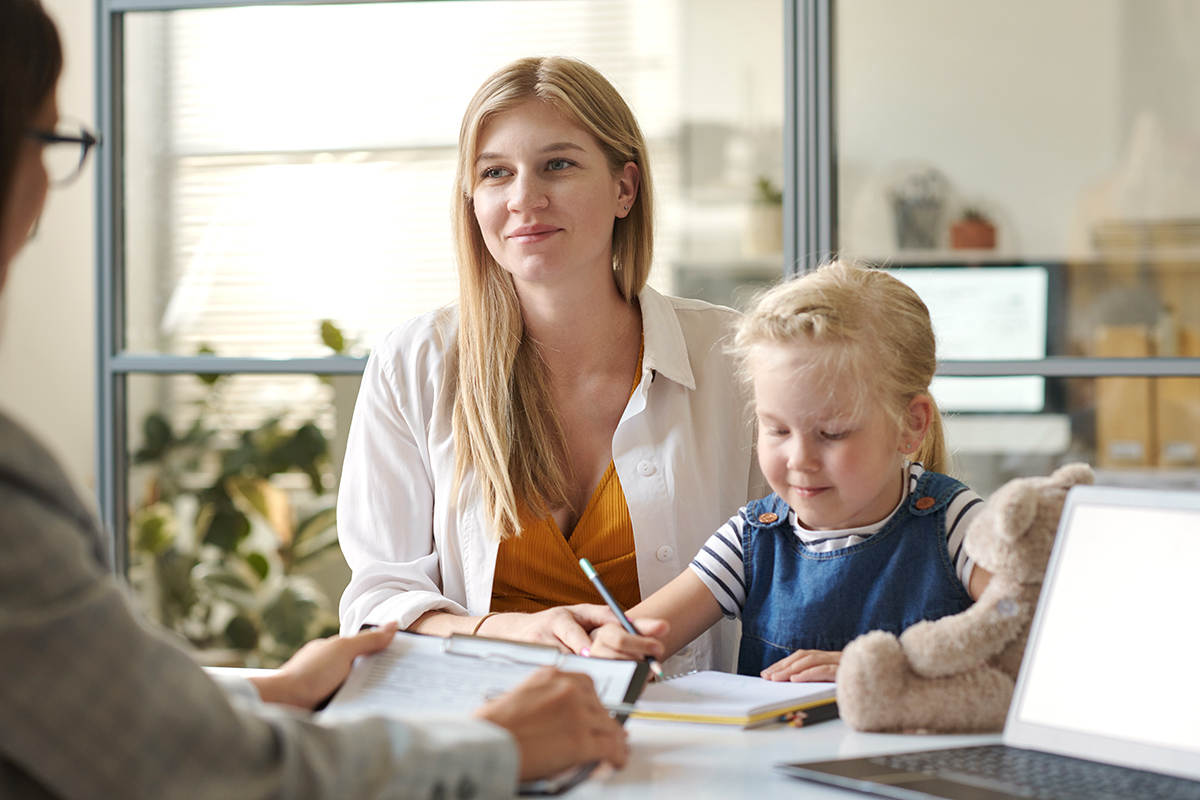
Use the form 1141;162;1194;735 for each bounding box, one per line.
656;545;674;562
637;460;656;476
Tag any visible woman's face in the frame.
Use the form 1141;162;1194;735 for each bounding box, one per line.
471;99;638;298
0;90;57;291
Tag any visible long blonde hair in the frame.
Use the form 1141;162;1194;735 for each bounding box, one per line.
735;261;950;475
451;56;655;540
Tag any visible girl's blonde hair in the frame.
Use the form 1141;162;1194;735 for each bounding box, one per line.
451;56;655;540
735;260;949;475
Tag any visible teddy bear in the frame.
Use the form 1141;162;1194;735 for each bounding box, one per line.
836;462;1095;734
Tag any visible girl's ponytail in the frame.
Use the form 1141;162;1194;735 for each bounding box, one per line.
913;408;948;477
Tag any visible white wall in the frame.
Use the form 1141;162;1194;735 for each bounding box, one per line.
835;0;1124;259
0;0;96;500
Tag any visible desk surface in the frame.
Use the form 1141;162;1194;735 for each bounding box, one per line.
576;718;1000;799
206;666;999;797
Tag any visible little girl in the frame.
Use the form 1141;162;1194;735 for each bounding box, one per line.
585;261;991;680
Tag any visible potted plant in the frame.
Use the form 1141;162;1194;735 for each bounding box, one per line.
950;206;997;250
128;323;353;667
744;176;784;257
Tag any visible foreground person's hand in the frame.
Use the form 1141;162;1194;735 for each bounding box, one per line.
473;668;629;781
249;621;399;709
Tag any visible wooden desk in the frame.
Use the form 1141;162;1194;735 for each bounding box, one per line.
576;718;999;799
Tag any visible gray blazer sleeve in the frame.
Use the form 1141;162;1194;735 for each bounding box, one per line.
0;414;518;800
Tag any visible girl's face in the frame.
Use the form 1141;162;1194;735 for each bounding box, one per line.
1;91;57;290
471;99;638;298
751;342;928;531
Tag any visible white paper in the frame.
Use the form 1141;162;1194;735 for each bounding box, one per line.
319;632;641;722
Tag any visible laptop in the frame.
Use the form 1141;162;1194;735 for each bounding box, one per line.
777;483;1200;800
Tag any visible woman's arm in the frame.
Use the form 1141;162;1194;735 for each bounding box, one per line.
410;605;619;654
337;320;476;634
0;462;520;800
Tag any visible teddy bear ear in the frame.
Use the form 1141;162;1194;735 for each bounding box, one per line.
1049;462;1095;489
990;480;1039;542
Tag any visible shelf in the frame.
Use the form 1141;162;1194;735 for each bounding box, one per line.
673;256;784;275
850;250;1031;265
944;414;1071;455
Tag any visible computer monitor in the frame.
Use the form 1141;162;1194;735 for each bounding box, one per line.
885;264;1055;413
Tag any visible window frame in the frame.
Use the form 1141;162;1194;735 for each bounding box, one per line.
99;0;1199;572
95;0;817;571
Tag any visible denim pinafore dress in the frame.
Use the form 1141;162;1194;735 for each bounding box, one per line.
736;470;975;676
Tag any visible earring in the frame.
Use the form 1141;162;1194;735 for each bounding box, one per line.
624;205;630;211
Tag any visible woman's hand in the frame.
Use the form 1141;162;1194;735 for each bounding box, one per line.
473;668;629;781
476;604;635;654
760;648;841;682
580;618;669;662
248;622;399;709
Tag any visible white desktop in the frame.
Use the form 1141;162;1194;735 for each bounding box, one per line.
575;718;996;798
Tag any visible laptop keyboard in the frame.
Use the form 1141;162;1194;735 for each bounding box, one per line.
869;745;1200;800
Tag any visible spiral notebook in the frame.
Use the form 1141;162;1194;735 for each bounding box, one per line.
631;670;836;728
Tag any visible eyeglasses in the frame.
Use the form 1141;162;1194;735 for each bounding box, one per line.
26;120;100;186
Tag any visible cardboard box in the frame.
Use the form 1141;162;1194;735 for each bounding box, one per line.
1156;327;1200;467
1095;325;1155;467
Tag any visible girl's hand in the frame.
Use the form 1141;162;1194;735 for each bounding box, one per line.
581;618;669;661
761;648;841;682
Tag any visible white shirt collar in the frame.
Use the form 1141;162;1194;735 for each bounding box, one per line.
637;284;697;390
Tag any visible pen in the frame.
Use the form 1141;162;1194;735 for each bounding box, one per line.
578;557;665;680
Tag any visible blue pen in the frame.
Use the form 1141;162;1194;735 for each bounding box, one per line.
579;557;665;680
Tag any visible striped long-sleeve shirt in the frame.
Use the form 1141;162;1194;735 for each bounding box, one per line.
689;462;984;619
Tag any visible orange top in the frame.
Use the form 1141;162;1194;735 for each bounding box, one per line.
491;340;645;614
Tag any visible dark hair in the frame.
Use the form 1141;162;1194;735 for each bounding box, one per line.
0;0;63;226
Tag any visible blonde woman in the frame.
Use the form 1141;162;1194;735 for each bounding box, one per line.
0;3;626;796
338;56;763;674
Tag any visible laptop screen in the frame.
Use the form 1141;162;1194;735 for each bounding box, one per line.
1007;486;1200;779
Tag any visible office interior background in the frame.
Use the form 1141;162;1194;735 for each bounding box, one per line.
4;0;1200;664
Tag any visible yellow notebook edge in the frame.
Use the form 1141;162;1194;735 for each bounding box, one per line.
629;695;836;726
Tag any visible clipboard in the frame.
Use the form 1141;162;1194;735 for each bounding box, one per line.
318;632;648;793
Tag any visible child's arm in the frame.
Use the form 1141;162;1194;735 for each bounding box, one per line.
969;564;992;600
584;570;725;663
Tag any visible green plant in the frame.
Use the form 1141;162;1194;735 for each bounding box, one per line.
129;331;349;667
960;206;992;223
755;176;783;205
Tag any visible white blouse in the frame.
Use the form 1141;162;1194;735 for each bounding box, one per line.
336;286;767;674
